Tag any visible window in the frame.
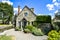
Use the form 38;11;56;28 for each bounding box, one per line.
24;12;28;16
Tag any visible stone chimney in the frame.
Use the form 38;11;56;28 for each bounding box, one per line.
18;6;20;15
30;8;34;12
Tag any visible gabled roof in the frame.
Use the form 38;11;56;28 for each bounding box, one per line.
18;5;36;16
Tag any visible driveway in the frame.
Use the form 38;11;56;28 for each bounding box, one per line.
0;29;48;40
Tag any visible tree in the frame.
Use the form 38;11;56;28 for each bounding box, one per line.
0;2;13;24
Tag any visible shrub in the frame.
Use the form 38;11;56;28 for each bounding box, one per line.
24;25;34;33
24;25;44;36
25;25;34;31
59;31;60;34
48;30;60;40
37;23;51;35
32;28;44;36
24;29;31;33
53;24;59;31
15;27;21;31
36;15;51;23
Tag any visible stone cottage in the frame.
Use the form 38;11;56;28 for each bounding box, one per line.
16;6;36;30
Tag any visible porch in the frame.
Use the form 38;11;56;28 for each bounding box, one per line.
18;18;33;31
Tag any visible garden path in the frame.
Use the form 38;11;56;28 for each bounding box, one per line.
0;29;48;40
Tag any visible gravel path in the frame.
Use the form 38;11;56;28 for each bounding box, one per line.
1;29;48;40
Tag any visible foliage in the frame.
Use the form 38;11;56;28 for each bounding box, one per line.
34;15;51;27
15;27;21;31
36;15;51;23
52;23;60;31
25;25;34;31
33;21;38;27
42;27;51;35
24;25;44;36
32;28;44;36
24;29;31;33
0;35;12;40
48;30;60;40
0;2;13;24
12;15;17;27
37;23;51;35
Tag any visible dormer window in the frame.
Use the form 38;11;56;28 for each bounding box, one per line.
24;12;28;16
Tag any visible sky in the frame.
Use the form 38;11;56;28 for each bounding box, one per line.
0;0;60;19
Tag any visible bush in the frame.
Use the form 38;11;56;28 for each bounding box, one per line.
24;29;31;33
48;30;60;40
36;15;51;23
24;25;34;33
24;25;44;36
32;28;44;36
25;25;34;31
15;27;21;31
53;24;59;31
37;23;51;35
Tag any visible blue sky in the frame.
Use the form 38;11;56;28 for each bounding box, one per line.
0;0;60;19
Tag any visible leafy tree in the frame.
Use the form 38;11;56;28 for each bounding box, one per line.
0;2;13;24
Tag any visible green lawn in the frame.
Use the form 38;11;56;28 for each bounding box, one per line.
0;35;15;40
0;35;12;40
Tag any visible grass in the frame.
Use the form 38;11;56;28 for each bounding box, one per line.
0;35;12;40
0;35;15;40
0;24;12;26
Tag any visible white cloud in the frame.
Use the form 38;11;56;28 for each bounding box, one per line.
52;0;56;3
14;8;22;15
46;0;59;11
46;4;54;11
14;8;17;15
54;10;58;13
46;0;60;19
14;8;18;11
2;0;13;5
14;8;22;12
54;2;59;7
